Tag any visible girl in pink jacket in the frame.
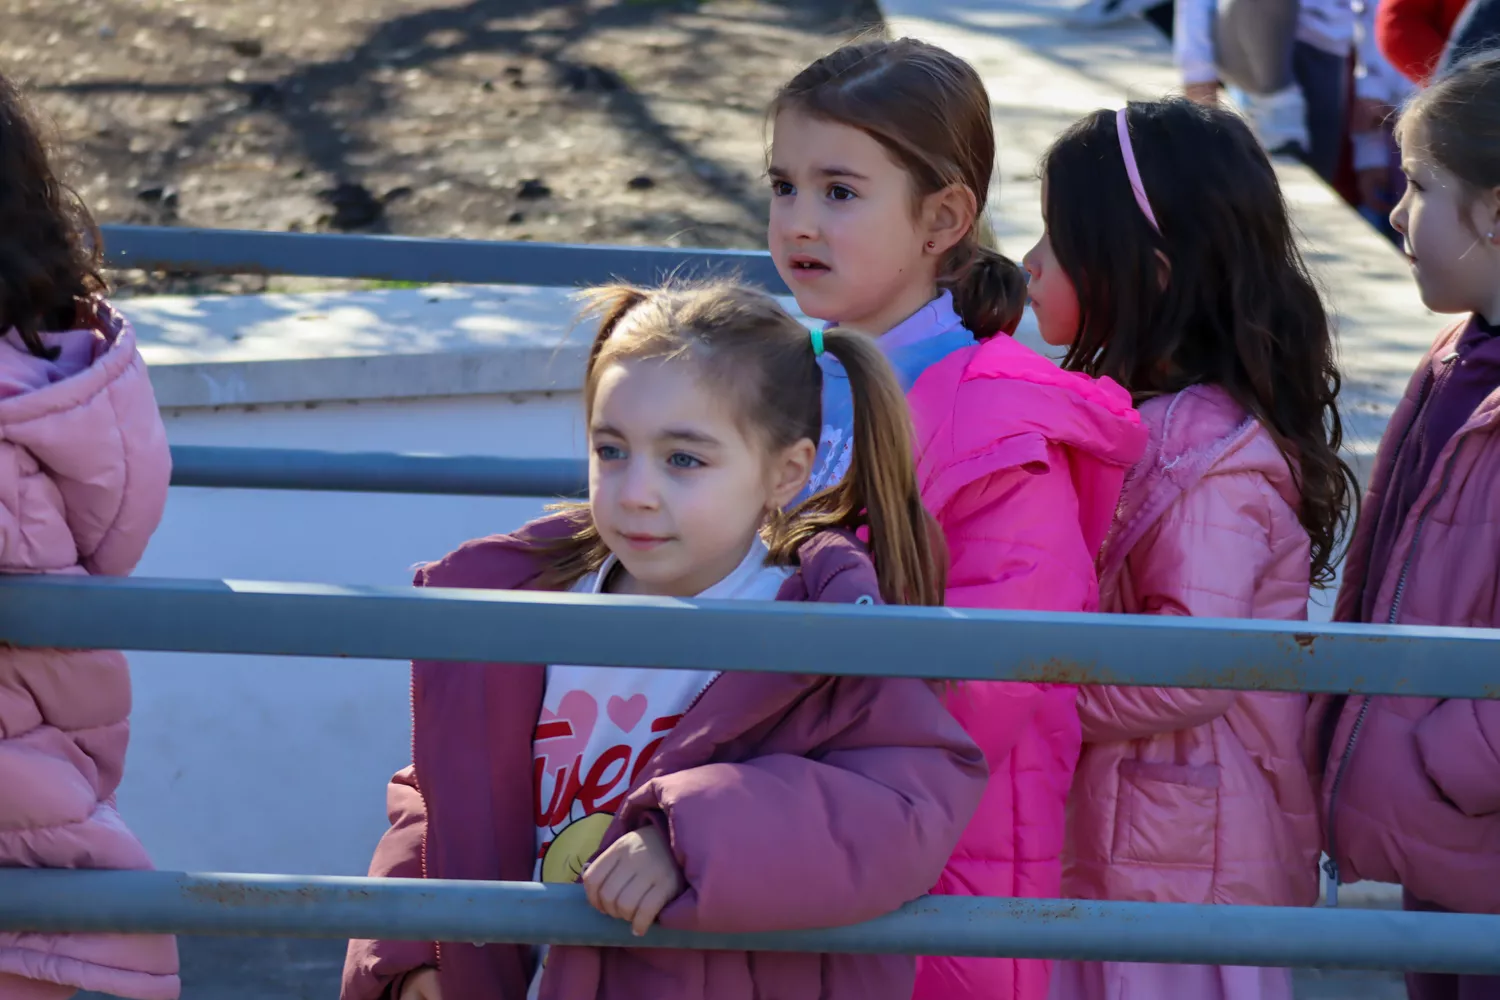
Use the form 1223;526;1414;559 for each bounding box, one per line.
1026;100;1357;1000
768;39;1147;1000
1317;54;1500;1000
0;75;178;999
343;280;988;1000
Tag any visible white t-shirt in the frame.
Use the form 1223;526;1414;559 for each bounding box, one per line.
527;539;791;995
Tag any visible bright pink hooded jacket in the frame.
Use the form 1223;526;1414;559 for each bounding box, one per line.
906;334;1146;1000
0;300;178;1000
342;513;988;1000
1056;386;1322;1000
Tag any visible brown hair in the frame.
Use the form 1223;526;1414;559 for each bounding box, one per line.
537;280;945;606
0;73;107;360
1043;100;1356;587
771;38;1026;338
1399;51;1500;218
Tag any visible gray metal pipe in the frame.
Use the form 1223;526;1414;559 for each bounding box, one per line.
0;872;1495;975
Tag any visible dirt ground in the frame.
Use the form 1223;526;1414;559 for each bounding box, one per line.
0;0;882;294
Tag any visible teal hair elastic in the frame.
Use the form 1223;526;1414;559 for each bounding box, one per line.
809;328;825;357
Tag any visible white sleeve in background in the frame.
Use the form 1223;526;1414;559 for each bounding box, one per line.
1174;0;1219;85
1352;0;1415;104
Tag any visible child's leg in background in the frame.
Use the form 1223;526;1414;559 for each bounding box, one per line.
1291;41;1351;183
1403;890;1500;1000
1050;960;1294;1000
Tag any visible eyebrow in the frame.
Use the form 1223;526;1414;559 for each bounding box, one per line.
591;422;723;447
766;164;870;181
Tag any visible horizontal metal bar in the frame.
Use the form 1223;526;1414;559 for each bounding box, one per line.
0;871;1494;974
1;574;1495;697
100;225;788;292
170;445;586;497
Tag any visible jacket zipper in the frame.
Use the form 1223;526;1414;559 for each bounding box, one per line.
1324;427;1469;906
410;665;441;970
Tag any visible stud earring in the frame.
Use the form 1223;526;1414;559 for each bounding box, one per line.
926;240;936;250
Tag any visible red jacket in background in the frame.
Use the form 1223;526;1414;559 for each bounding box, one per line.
1376;0;1467;83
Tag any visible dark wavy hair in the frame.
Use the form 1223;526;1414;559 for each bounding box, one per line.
1043;99;1356;586
0;73;106;360
771;38;1027;338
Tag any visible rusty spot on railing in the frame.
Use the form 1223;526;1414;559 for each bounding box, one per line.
1293;633;1316;650
1013;657;1113;686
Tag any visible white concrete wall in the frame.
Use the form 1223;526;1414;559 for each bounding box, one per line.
126;393;583;875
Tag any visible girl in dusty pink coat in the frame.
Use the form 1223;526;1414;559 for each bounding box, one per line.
1318;54;1500;1000
342;281;987;1000
1028;100;1357;1000
0;75;177;999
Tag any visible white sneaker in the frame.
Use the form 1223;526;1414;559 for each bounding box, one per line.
1234;85;1310;158
1067;0;1163;27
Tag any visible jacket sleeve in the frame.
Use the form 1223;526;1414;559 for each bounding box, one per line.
1376;0;1449;84
1174;0;1218;84
618;677;987;934
1077;471;1284;743
1415;700;1500;817
342;767;437;1000
81;354;172;577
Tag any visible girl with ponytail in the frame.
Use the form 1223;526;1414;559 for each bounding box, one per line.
769;39;1148;1000
343;279;987;1000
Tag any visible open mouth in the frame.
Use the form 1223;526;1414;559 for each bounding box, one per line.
788;255;830;274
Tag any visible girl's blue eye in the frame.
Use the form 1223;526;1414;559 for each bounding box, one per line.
668;452;703;470
828;184;856;201
771;180;795;197
595;444;625;461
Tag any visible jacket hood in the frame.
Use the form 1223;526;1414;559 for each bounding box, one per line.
0;299;169;576
909;335;1146;556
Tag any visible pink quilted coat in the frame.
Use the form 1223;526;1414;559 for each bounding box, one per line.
0;301;178;1000
906;334;1146;1000
1318;318;1500;915
1053;386;1322;1000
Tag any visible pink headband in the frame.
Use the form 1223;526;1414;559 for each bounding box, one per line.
1115;107;1160;233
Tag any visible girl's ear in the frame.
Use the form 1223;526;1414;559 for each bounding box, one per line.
921;183;978;257
768;437;817;511
1483;186;1500;244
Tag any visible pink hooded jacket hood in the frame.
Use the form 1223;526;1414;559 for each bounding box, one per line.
342;513;988;1000
1065;386;1321;913
0;300;178;999
906;334;1146;1000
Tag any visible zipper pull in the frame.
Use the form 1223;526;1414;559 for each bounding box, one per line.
1442;350;1461;364
1322;857;1339;907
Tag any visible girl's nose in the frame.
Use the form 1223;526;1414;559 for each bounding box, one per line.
618;460;660;510
787;194;819;240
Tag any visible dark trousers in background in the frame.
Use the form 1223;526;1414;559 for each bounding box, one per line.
1403;890;1500;1000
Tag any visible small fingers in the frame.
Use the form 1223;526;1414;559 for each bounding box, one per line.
630;881;676;937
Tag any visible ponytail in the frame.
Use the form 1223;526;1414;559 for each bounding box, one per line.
943;240;1027;340
772;329;947;607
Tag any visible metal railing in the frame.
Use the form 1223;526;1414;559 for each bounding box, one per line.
9;226;1491;978
0;562;1498;972
99;224;789;292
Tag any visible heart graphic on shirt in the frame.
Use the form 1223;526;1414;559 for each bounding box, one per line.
535;690;598;777
607;694;648;734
